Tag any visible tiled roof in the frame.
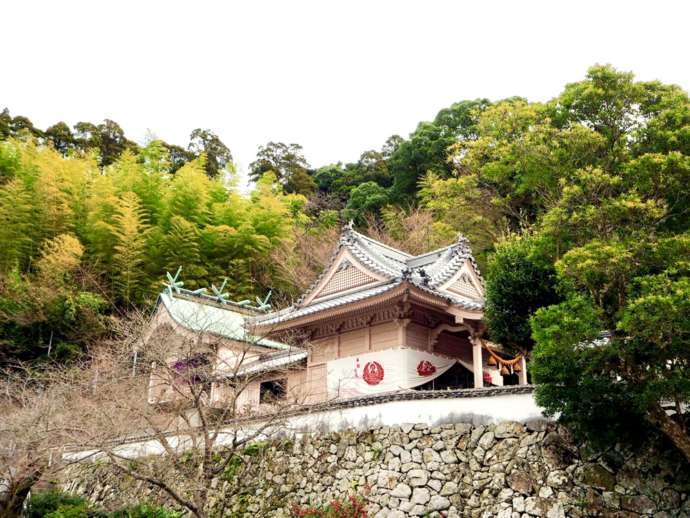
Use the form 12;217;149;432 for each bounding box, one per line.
253;278;483;327
159;226;484;334
254;280;402;326
217;349;308;378
343;227;483;290
262;225;485;327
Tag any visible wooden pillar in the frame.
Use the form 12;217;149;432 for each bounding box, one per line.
518;355;528;385
472;337;483;389
365;325;371;351
396;318;410;347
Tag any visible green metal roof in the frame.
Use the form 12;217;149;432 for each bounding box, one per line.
159;292;288;350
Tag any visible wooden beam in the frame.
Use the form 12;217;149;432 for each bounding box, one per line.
429;323;471;347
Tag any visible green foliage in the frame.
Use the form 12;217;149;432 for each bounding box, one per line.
250;141;315;195
221;458;242;482
73;119;139;167
0;138;300;365
485;236;560;353
530;296;647;447
112;192;150;305
519;66;690;459
44;122;76;156
26;490;181;518
342;182;389;224
0;109;221;175
25;490;94;518
388;99;490;203
108;504;183;518
188;128;234;178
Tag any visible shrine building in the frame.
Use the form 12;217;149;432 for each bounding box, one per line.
146;224;527;412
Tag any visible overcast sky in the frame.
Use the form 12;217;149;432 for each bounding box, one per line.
3;1;689;177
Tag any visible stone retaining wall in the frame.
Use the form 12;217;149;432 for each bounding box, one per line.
64;420;689;517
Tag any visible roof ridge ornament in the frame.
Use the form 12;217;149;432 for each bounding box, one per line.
163;266;184;296
255;289;273;311
211;278;230;304
455;233;484;283
340;219;356;244
418;267;430;286
456;234;472;254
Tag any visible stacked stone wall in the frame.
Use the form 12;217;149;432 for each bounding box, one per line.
64;420;689;517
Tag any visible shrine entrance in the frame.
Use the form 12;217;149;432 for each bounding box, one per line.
413;362;474;391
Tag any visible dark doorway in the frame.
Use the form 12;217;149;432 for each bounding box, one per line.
503;373;519;386
259;379;287;403
413;362;474;391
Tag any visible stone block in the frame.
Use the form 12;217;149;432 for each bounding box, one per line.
407;469;429;487
427;494;452;512
390;482;412;498
495;421;524;438
440;481;458;496
412;486;431;504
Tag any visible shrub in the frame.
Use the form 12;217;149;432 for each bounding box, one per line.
25;490;92;518
25;490;180;518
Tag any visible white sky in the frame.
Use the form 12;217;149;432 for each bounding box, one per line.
2;1;689;177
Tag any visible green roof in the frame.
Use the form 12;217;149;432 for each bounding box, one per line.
159;292;288;350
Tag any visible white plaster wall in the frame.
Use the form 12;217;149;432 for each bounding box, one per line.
65;392;545;462
279;392;544;435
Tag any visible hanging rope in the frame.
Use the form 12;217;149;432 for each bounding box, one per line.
482;341;523;374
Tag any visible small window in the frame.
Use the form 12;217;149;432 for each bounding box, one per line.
259;379;287;403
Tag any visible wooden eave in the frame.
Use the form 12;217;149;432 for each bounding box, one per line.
252;281;483;334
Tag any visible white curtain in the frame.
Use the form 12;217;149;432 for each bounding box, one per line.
327;348;458;398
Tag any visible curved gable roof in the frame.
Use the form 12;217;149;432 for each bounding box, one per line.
254;224;485;328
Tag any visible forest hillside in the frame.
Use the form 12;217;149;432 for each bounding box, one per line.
1;64;689;462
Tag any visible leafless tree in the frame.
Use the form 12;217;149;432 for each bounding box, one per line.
270;225;339;297
1;306;310;518
1;360;89;516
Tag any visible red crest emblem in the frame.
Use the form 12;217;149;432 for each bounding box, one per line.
362;361;384;385
416;360;436;376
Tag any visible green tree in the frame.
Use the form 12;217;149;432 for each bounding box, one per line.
249;141;315;195
388;99;490;203
188;128;233;178
0;177;37;270
162;141;195;173
44;122;76;156
484;236;560;355
112;192;149;305
74;119;138;167
342;181;389;224
161;215;207;289
467;65;690;460
0;108;11;139
531;254;690;461
0;109;42;141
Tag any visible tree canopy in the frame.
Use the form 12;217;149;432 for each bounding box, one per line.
2;64;689;462
249;141;315;195
0;139;303;364
457;65;690;461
